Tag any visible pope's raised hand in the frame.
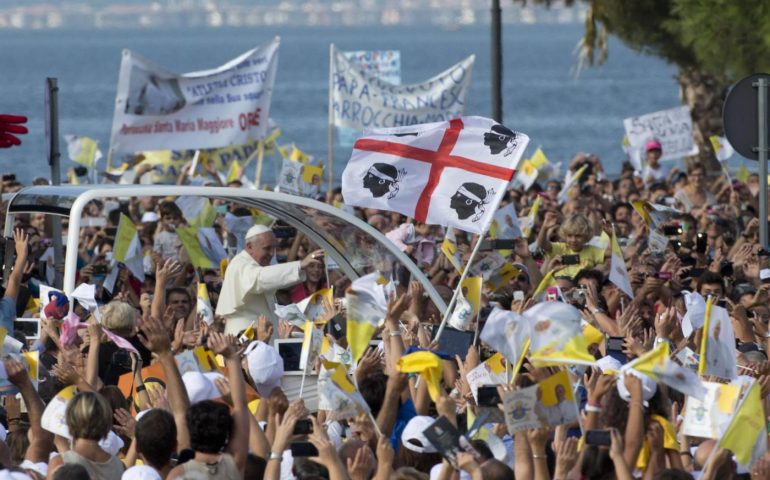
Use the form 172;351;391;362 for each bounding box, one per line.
301;250;325;269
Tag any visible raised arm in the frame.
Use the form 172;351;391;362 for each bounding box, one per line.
85;318;101;388
6;359;54;463
622;374;645;467
536;211;559;255
376;372;408;438
209;331;249;473
138;313;191;450
151;258;182;323
5;229;29;304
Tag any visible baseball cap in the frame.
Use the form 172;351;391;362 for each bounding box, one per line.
645;139;662;152
182;371;225;404
245;341;284;396
401;416;438;454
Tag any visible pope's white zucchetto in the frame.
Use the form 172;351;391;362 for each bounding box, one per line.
245;224;272;241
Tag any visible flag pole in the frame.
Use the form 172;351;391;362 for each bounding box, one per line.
188;150;200;180
434;231;487;343
327;44;335;196
255;141;265;189
298;363;308;398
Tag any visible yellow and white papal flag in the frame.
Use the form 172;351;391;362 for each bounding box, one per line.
625;342;707;400
64;135;102;168
299;321;324;371
346;272;393;362
441;228;464;273
609;228;634;298
519;195;542;239
318;359;370;420
479;307;530;367
522;301;595;366
698;297;737;380
197;283;215;326
709;135;734;162
718;380;767;468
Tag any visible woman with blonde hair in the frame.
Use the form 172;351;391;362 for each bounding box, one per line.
87;300;152;386
46;391;124;479
537;212;605;278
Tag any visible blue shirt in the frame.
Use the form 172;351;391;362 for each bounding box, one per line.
391;399;417;451
0;297;16;334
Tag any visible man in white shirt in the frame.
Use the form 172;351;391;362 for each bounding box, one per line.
216;224;324;336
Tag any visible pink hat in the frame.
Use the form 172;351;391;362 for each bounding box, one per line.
645;139;662;152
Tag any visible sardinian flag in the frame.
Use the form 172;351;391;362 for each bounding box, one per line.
342;116;529;234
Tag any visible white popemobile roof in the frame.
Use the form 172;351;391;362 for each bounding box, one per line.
4;185;446;313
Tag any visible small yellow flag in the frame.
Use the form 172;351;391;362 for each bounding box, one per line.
718;382;766;467
736;165;750;183
397;351;444;401
290;144;311;163
698;296;713;376
301;164;324;185
113;214;137;262
226;160;243;183
460;277;482;317
532;271;555;299
529;148;549;169
177;227;213;269
441;229;464;273
65;135;101;167
485;263;519;292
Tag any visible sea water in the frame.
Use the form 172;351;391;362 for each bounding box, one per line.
0;23;680;184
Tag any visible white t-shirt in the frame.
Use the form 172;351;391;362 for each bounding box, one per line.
642;164;668;183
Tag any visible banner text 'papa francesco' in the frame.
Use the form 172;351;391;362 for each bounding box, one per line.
110;38;280;153
331;45;474;131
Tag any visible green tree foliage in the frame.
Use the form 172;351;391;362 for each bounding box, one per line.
519;0;770;167
543;0;770;81
671;0;770;82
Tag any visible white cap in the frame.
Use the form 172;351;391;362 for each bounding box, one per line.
245;341;284;396
401;416;438;454
141;211;160;223
122;465;162;480
760;268;770;281
182;371;225;404
245;224;272;241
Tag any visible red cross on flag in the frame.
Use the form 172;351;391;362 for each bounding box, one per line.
341;116;529;234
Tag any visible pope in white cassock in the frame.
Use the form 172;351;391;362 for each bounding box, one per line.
216;224;324;336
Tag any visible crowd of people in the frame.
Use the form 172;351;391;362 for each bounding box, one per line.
0;139;768;480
